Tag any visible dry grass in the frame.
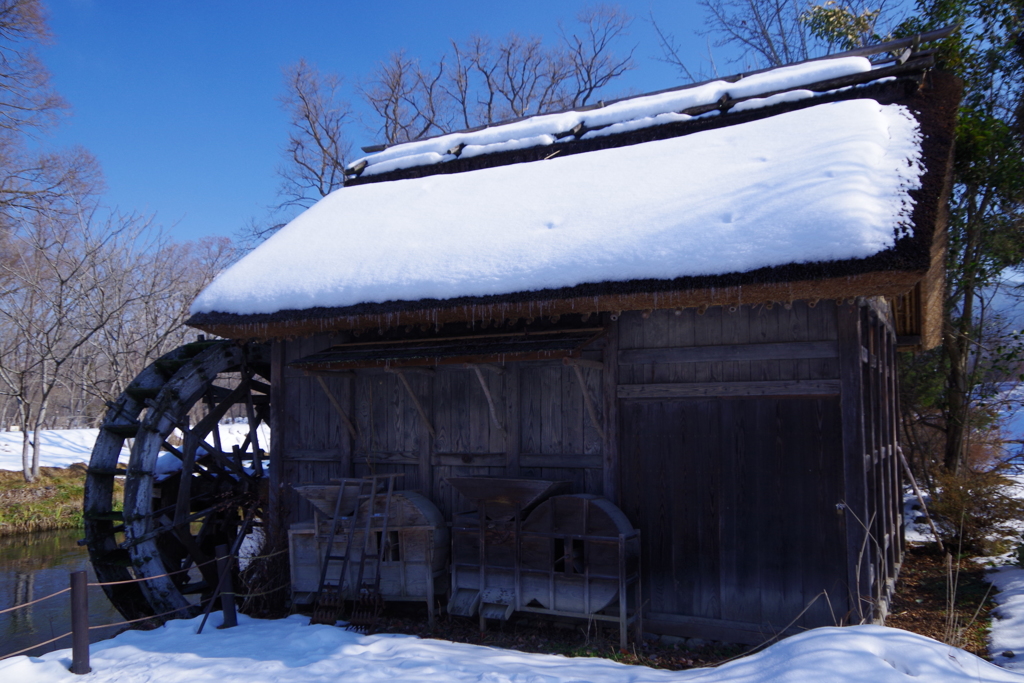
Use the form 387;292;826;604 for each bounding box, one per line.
886;544;997;658
0;463;121;536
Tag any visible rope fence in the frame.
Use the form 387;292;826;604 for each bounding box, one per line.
88;603;199;632
0;545;287;671
88;557;219;587
235;582;291;599
0;587;70;616
0;631;74;661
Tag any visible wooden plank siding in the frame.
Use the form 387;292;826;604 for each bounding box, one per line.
616;303;853;642
276;334;609;526
269;299;903;644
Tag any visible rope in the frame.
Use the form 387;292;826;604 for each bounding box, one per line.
87;548;283;589
236;582;290;599
88;603;197;631
242;548;288;561
0;588;71;615
89;557;219;587
0;631;73;661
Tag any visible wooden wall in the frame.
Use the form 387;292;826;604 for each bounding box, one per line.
269;298;903;644
274;335;607;525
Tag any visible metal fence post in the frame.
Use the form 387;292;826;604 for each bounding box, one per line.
215;544;237;629
70;571;91;674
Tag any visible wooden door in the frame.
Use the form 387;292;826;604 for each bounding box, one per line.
619;397;847;634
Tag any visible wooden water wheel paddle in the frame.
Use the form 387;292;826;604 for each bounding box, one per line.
84;339;271;621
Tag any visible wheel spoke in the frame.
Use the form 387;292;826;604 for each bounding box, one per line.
86;340;271;621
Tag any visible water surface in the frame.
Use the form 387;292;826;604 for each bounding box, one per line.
0;529;124;659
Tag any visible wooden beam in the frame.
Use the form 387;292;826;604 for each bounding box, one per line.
838;302;870;624
520;454;603;469
267;340;286;547
562;357;604;370
570;363;607;442
432;453;507;467
602;319;619;504
302;368;354;377
314;375;358;440
507;363;522;478
617;379;841;399
384;367;436;438
464;362;504;374
470;365;506;437
618;340;838;365
353;451;420;465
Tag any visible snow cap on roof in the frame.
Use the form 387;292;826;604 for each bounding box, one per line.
191;97;922;317
348;56;874;178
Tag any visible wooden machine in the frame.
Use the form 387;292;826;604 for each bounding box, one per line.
289;475;449;625
448;477;641;646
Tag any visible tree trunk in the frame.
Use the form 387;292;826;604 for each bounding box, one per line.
943;325;968;474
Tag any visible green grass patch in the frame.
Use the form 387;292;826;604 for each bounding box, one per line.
0;463;119;536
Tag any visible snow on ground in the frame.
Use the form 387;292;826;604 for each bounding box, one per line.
4;614;1022;683
983;473;1024;672
989;565;1024;672
0;429;122;471
192;100;922;317
0;422;270;472
905;472;1024;670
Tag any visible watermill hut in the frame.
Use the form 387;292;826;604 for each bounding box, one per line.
187;32;960;644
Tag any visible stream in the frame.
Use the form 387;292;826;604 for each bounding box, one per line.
0;529;124;659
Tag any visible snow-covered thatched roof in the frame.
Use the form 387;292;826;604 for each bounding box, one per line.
188;42;959;343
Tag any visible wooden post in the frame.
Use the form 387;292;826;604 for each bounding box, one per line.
216;544;237;629
268;340;286;548
70;571;91;675
837;302;870;624
602;319;620;505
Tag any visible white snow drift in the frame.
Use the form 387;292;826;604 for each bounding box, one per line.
4;615;1021;683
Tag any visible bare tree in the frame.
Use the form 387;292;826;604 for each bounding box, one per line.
0;199;156;481
361;51;449;144
0;0;65;135
653;0;900;77
80;235;238;408
361;4;636;144
277;59;353;210
253;4;636;245
561;4;636;107
701;0;813;68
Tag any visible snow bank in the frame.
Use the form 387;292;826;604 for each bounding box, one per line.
0;424;271;472
989;565;1024;672
2;616;1018;683
0;429;124;472
192;99;922;317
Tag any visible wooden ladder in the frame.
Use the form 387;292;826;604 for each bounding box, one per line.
310;474;402;628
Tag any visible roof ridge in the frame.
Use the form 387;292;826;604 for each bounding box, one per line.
347;24;957;172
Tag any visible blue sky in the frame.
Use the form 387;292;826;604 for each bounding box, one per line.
40;2;739;243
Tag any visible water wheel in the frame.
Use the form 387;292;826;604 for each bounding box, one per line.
84;339;271;621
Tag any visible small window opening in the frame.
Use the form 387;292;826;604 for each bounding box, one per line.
553;537;584;574
375;530;401;562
